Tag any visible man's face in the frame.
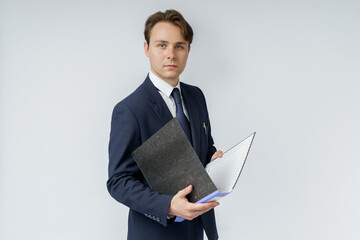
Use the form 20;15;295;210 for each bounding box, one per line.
144;21;190;86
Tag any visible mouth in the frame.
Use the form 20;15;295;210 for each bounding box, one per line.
164;65;177;69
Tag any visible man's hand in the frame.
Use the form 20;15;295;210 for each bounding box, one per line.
211;150;223;162
168;185;219;221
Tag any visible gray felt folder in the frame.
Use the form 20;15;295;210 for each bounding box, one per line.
132;118;255;222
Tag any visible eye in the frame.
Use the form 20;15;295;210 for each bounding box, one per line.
176;45;184;50
158;44;165;48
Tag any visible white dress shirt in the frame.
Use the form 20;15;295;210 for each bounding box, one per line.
149;71;189;120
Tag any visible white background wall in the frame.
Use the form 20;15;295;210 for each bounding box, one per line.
1;0;359;239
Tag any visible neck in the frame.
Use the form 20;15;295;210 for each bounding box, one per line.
151;72;179;87
165;78;179;87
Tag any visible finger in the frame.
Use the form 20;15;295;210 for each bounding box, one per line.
192;201;219;212
211;151;223;161
217;150;223;157
182;202;219;220
214;150;223;158
193;204;219;218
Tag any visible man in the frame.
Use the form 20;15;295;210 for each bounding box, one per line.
107;9;223;240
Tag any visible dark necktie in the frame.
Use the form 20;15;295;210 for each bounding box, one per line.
171;88;192;144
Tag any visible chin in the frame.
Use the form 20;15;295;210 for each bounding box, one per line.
163;73;179;79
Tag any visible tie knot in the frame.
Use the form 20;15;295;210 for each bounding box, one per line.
171;88;182;105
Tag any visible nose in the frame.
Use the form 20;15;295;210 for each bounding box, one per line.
167;47;175;60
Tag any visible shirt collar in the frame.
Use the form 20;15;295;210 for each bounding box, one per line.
149;71;181;97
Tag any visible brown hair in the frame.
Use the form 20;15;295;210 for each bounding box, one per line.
144;9;194;46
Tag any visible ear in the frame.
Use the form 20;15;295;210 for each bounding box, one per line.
188;45;191;54
144;42;149;57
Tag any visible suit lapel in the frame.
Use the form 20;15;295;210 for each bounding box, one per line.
181;83;201;158
143;77;173;126
142;77;201;157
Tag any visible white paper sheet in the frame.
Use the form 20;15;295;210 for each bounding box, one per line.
205;133;255;193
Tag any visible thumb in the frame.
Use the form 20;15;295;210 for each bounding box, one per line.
178;185;192;197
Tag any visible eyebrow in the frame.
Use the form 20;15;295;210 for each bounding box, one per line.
153;40;187;45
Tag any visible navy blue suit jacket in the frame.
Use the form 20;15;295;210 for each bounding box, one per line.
107;76;218;240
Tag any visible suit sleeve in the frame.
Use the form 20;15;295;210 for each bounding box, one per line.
107;103;173;227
